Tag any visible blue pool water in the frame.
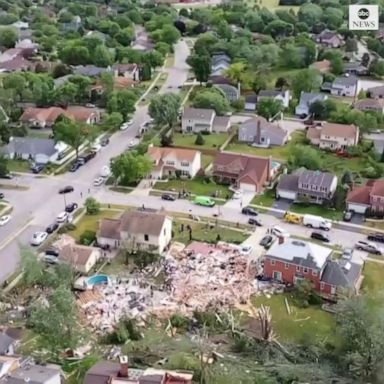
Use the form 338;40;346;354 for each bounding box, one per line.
87;274;109;286
271;161;281;169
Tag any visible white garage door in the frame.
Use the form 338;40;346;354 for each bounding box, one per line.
240;182;256;192
347;203;368;214
276;189;296;200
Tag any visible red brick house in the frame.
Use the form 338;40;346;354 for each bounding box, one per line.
212;152;273;193
264;238;363;299
346;180;384;214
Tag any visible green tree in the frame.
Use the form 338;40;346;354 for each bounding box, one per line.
336;295;384;381
93;45;113;67
309;99;337;120
292;68;322;99
330;56;344;75
148;93;181;130
54;82;78;105
256;98;283;120
144;50;164;69
225;62;246;85
85;197;100;215
160;25;181;45
115;27;135;46
59;44;90;66
69;75;92;103
341;170;353;185
264;20;293;38
107;90;137;120
20;248;44;287
187;54;211;84
192;88;230;115
298;3;323;26
54;118;90;159
2;73;26;101
252;76;267;94
370;60;384;77
110;151;153;186
0;27;18;48
0;122;10;144
29;286;82;353
288;145;322;170
0;155;9;177
345;38;358;52
103;112;123;131
195;132;205;145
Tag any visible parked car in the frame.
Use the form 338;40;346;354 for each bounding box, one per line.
91;144;101;153
232;190;242;199
93;177;104;186
100;137;110;146
65;202;78;213
0;193;4;199
45;247;59;257
46;222;59;234
260;235;274;249
56;211;69;223
59;186;74;194
272;226;290;238
343;210;353;222
248;217;262;226
69;162;80;172
342;248;353;260
367;232;384;243
127;139;139;148
0;215;11;226
355;240;383;255
194;196;215;207
240;245;253;256
31;164;45;174
310;231;330;243
161;194;176;201
30;231;48;246
43;254;60;264
241;207;258;216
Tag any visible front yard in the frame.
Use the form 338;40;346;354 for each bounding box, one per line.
290;203;343;221
251;189;276;207
362;261;384;293
154;177;233;197
173;132;229;150
173;219;249;245
251;294;337;345
7;159;32;173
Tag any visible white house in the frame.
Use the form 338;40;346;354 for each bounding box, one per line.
97;211;173;254
257;90;291;108
181;107;231;133
1;137;68;164
58;244;101;274
330;76;360;97
147;144;202;179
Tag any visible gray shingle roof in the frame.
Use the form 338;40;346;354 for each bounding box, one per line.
321;260;362;288
258;90;283;98
182;107;215;122
298;170;335;190
2;137;57;157
277;174;299;192
0;365;60;384
298;92;327;106
0;333;15;354
332;76;359;87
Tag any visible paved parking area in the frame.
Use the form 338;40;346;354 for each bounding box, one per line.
224;191;255;210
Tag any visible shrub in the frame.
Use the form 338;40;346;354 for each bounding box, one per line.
170;313;190;329
57;223;76;234
195;132;205;145
79;230;96;245
85;197;100;215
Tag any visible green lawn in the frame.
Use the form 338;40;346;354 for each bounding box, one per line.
173;132;229;150
7;159;31;173
173;219;249;244
290;204;343;221
70;209;122;241
251;189;276;207
362;261;384;293
154;177;233;197
201;154;214;168
252;294;337;344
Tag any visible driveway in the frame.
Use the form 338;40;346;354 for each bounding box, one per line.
224;191;255;209
271;198;292;213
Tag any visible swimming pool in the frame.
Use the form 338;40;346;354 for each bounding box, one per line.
87;274;109;286
271;161;281;170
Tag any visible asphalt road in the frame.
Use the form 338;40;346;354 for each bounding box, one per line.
0;40;191;282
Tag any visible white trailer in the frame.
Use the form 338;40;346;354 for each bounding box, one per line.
302;214;332;231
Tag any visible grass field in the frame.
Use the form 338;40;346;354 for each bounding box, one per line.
173;132;229;150
252;293;337;344
7;159;31;173
173;219;249;244
362;261;384;293
290;204;343;221
251;189;276;207
202;154;214;168
154;177;232;197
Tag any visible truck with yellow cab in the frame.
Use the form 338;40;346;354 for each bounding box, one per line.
283;212;302;224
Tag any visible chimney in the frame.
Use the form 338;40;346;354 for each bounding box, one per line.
255;119;261;144
119;355;129;378
278;236;284;245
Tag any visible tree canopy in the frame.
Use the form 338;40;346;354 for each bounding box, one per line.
148;93;181;129
192;88;230;116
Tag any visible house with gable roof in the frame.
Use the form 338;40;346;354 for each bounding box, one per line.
346;179;384;214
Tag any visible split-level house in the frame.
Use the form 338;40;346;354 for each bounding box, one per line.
212;152;273;193
307;122;359;150
238;117;288;147
97;210;173;253
276;169;337;204
346;179;384;214
264;237;363;299
181;108;230;133
330;76;360;97
354;98;384;114
147;144;202;179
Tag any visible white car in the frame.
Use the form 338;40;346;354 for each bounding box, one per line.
127;139;139;148
43;254;60;264
56;211;69;223
93;177;104;186
120;120;133;131
0;215;11;226
240;245;253;256
30;231;48;246
91;144;101;153
232;190;243;199
272;225;290;238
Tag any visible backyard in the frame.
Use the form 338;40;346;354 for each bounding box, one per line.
173;132;230;150
154;177;233;197
362;261;384;293
251;293;337;345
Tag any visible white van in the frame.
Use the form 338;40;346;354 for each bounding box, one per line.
303;214;332;231
56;211;69;223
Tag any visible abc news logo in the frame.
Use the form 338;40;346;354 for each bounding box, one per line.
349;5;379;30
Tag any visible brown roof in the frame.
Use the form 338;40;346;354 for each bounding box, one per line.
355;98;384;110
213;152;271;185
84;361;119;384
321;123;358;139
97;218;121;240
58;244;97;267
0;56;32;72
148;146;200;163
346;185;371;205
306;127;321;140
20;106;98;124
371;180;384;196
310;60;331;73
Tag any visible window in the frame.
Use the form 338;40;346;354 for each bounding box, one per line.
166;161;175;166
312;270;318;276
303;267;308;274
180;161;189;167
285;263;289;269
144;234;149;241
270;259;275;266
320;282;325;290
296;266;300;272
